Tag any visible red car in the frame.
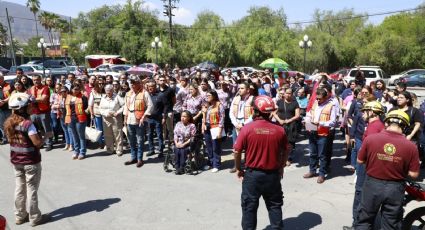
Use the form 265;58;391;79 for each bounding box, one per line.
329;68;350;80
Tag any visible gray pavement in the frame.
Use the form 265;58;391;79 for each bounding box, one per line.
0;134;423;230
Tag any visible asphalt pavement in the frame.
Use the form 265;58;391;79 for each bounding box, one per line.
0;133;423;230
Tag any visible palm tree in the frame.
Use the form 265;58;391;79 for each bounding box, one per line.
38;12;54;46
26;0;41;37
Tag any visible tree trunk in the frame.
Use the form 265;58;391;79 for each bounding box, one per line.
34;13;39;37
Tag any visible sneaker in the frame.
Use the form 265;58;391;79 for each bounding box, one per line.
211;168;219;173
203;165;211;170
15;215;29;225
229;168;237;173
117;152;123;157
78;155;85;160
30;214;51;227
45;145;53;152
72;154;78;160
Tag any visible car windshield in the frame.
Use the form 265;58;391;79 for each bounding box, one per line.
32;65;44;70
350;70;377;78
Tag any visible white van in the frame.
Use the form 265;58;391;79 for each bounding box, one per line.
345;66;389;86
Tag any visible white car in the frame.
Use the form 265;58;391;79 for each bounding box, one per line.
19;64;50;75
92;64;132;79
345;66;389;86
388;69;425;86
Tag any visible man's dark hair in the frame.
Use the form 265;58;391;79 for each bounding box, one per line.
396;82;407;91
316;88;328;97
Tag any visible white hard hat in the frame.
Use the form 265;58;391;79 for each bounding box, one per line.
8;93;30;110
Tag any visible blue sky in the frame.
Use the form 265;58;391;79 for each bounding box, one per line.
4;0;425;25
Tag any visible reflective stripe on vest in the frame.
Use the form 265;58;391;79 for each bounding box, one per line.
64;95;87;123
125;91;146;120
209;102;221;128
311;101;333;136
10;146;35;152
231;95;253;122
31;86;49;112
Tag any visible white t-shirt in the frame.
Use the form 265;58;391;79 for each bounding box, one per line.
28;124;38;136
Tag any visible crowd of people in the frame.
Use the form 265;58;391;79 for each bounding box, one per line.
1;65;424;228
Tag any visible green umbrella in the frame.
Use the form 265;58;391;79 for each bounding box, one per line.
259;58;289;70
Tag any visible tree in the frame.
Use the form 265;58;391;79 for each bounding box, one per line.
26;0;41;37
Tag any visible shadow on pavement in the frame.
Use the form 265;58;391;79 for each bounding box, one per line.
264;211;322;230
49;198;121;222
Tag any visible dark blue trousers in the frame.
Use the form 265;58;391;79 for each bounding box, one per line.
241;169;283;230
308;132;328;176
204;129;222;169
356;176;405;230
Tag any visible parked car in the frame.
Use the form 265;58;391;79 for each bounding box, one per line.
329;68;350;80
400;74;425;87
42;59;73;69
389;69;425;86
92;64;132;79
0;65;9;75
20;64;50;75
345;66;389;86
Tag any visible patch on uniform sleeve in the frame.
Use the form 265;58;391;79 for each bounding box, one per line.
383;143;396;156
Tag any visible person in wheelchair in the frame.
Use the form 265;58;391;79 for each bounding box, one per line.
173;110;196;175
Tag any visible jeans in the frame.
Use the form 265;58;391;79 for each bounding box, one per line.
352;163;366;226
308;132;328;176
127;124;145;161
356;176;405;230
60;117;73;146
204;129;222;169
0;109;11;141
94;116;104;145
147;118;164;154
50;112;60;141
68;117;87;156
351;138;363;169
241;169;283;230
30;113;53;146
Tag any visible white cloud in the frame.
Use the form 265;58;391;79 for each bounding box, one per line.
169;7;193;25
141;1;159;10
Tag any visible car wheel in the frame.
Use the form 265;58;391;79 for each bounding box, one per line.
393;79;399;85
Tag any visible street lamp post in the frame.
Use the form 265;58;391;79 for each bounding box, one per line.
299;34;313;73
37;38;47;78
151;37;162;64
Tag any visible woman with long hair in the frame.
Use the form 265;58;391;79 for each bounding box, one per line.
4;93;50;226
202;90;225;173
12;81;28;94
272;87;300;165
173;110;196;175
49;83;62;143
54;86;73;151
65;86;89;160
88;80;105;148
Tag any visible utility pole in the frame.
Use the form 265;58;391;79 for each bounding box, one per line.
162;0;178;48
5;8;16;66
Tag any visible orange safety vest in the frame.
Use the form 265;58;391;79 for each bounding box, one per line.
64;95;87;124
30;85;50;112
231;95;254;121
311;100;334;136
1;82;11;99
209;102;222;128
125;90;146;120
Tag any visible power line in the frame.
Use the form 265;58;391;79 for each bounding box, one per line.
1;5;424;31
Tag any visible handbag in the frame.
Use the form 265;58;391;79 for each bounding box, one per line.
85;120;102;142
